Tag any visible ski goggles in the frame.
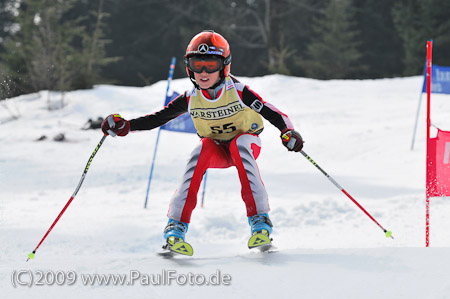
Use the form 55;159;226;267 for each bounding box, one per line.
187;56;223;73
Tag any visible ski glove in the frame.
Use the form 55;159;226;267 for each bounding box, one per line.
101;114;130;137
281;129;304;152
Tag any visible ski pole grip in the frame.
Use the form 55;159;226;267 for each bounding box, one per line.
287;137;296;150
106;115;117;137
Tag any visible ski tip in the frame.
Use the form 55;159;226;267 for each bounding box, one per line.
158;241;194;257
171;242;194;256
248;233;271;249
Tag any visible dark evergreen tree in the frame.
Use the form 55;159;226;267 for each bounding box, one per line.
102;0;186;86
393;0;450;75
353;0;404;78
300;0;365;79
3;0;450;97
0;0;116;100
70;0;119;89
421;0;450;67
392;0;428;75
1;0;84;96
0;0;17;47
282;0;327;77
0;0;20;99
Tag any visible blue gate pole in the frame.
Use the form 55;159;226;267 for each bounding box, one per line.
201;170;208;208
144;128;161;208
410;92;424;151
144;57;176;208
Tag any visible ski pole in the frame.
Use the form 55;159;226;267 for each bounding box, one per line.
27;135;107;261
300;150;394;239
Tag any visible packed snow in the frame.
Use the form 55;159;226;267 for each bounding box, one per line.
1;74;450;298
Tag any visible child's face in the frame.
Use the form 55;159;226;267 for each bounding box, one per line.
193;70;220;90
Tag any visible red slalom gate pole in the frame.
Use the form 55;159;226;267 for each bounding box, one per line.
26;135;107;261
300;150;393;239
425;40;433;247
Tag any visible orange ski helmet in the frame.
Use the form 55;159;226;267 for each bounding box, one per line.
184;30;232;89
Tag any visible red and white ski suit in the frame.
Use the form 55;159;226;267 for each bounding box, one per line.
129;75;294;223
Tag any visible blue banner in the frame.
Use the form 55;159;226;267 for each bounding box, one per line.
160;92;197;133
422;64;450;94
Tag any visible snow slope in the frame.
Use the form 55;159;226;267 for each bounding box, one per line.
1;75;450;298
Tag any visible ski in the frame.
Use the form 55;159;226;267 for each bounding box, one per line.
248;233;276;252
253;243;277;253
157;250;177;258
157;240;194;258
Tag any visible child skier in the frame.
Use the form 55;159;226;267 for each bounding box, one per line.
102;30;303;255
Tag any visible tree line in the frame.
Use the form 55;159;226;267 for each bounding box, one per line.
1;0;450;100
